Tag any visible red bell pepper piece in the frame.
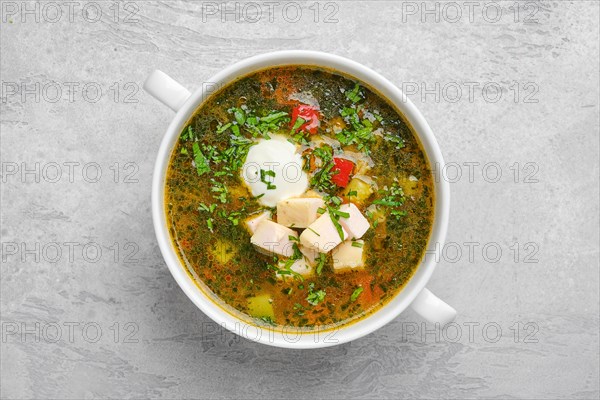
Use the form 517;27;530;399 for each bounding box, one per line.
290;104;320;135
331;158;354;187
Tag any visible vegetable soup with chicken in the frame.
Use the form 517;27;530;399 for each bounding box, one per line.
165;66;434;329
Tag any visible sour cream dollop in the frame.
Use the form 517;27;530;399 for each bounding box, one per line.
241;136;308;207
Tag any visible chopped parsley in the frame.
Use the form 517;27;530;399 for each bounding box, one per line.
350;287;364;302
259;316;275;325
307;283;326;305
216;122;231;134
218;209;242;226
260;169;277;190
329;212;345;240
181;125;197;141
310;146;337;193
324;195;347;241
346;83;363;103
224;107;290;139
209;178;228;203
384;132;405;149
192;142;210;176
306;227;320;236
336;106;377;154
315;253;326;275
271;246;304;281
330;209;350;219
198;203;217;213
290;116;306;134
373;182;407;219
269;259;303;282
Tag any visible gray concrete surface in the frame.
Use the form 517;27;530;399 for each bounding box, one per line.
1;1;599;399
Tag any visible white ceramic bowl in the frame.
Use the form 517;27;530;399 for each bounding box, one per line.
144;51;456;349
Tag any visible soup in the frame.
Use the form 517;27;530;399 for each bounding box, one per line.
165;66;434;329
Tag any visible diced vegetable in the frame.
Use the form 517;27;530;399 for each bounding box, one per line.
397;174;420;197
332;240;365;272
328;116;346;133
290;104;320;135
248;294;275;319
341;177;373;204
210;238;237;264
330;158;354;187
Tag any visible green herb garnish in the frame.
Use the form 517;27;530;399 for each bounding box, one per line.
209;178;228;203
316;253;326;275
181;125;196;141
346;83;363;103
260;169;277;190
350;287;364;301
307;283;326;306
192;142;210;176
373;182;406;219
329;212;345;241
336;106;377;154
306;227;320;237
384;133;405;149
259;316;275;325
216;122;232;134
229;107;290;139
310;146;337;193
290;116;306;135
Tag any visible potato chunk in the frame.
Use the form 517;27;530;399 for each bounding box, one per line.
247;294;275;319
210;238;237;264
341;177;373;204
277;197;325;228
299;212;348;254
398;174;420;197
250;220;298;257
245;211;271;234
338;203;370;239
332;240;365;272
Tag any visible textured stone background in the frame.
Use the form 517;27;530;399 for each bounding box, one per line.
1;1;599;399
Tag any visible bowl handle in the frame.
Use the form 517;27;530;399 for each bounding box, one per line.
143;70;191;112
410;288;456;325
